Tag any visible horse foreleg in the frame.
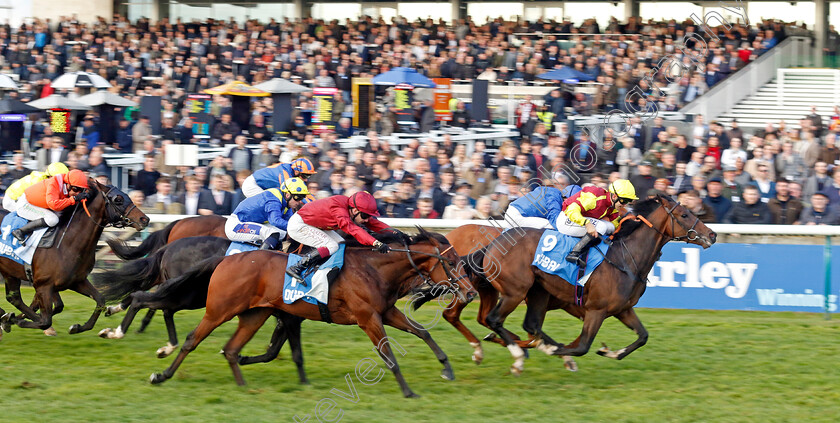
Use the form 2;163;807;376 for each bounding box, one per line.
359;312;418;398
221;307;273;386
597;308;648;360
383;306;454;381
485;295;528;376
444;281;497;365
552;309;608;357
156;310;180;358
67;279;106;334
105;296;132;317
99;297;143;339
137;309;156;333
238;314;289;365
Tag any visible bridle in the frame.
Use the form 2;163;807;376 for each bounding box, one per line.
389;240;469;302
82;185;138;229
644;197;703;243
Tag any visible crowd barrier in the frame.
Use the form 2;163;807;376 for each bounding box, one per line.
100;215;840;316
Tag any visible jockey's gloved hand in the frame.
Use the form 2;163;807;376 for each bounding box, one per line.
73;191;89;202
373;240;391;254
390;229;410;242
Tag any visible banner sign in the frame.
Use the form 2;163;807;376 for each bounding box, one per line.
184;94;214;136
394;87;414;123
312;87;338;135
49;109;71;133
432;78;452;121
638;243;840;313
0;114;25;122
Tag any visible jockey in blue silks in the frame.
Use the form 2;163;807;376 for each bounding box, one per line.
504;186;567;229
240;157;317;198
224;177;310;250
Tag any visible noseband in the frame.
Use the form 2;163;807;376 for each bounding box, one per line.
82;186;138;229
391;241;468;294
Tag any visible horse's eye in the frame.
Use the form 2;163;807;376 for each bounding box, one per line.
114;196;124;205
681;213;688;218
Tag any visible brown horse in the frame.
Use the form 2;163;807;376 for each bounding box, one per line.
475;195;716;374
150;229;474;397
0;180;149;334
107;215;225;260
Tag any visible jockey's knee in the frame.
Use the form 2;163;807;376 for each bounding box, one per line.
43;214;59;227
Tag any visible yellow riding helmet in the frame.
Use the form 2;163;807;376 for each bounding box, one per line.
46;162;69;177
280;177;310;196
609;179;639;200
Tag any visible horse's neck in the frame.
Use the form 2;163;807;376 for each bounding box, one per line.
616;211;671;282
65;196;107;251
369;247;435;298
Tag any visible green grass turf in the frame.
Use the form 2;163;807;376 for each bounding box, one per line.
1;287;839;422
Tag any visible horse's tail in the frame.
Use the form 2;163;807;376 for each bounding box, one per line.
149;256;225;300
93;247;167;303
107;220;176;260
412;246;489;311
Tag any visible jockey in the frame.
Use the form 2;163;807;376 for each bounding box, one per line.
13;169;89;246
224;177;309;251
3;162;70;212
504;186;566;229
285;191;393;283
241;157;316;198
560;179;638;266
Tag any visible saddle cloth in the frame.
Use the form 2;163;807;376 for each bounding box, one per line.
225;241;259;256
282;244;346;305
531;230;609;286
0;212;49;265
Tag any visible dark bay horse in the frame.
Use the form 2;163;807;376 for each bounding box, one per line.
0;180;149;334
150;229;474;398
476;195;716;374
94;236;307;380
107;215;225;260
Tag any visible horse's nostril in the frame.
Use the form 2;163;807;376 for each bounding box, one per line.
140;217;150;225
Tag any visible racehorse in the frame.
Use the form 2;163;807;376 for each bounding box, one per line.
107;215;225;260
0;180;149;334
474;195;716;374
94;236;308;382
150;229;474;397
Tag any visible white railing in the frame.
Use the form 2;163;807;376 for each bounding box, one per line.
680;36;811;121
776;68;840;106
127;214;840;236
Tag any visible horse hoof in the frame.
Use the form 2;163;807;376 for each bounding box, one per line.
482;332;497;342
156;344;177;358
149;373;166;384
510;366;523;377
562;356;579;372
68;324;82;334
440;369;455;381
43;327;57;336
0;312;14;333
471;352;483;365
98;328;111;338
404;392;421;398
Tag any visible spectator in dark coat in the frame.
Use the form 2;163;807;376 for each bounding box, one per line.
134;154;161;197
723;185;772;224
211;113;241;144
800;192;840;225
114;119;133;152
197;174;234;215
703;177;733;221
767;180;803;224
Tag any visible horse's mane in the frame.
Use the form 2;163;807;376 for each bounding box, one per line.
343;226;448;248
611;195;668;239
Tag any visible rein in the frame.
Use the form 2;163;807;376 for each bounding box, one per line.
390;242;467;292
81;186;138;229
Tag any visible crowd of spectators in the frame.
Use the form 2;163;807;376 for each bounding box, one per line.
0;13;826;226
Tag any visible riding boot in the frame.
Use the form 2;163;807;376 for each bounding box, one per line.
285;250;326;286
565;234;598;267
12;218;48;247
259;233;281;251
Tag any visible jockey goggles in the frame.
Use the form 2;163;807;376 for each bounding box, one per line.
68;185;84;193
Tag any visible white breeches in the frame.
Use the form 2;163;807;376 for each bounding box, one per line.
224;214;285;245
241;175;266;198
286;213;344;255
554;211;615;237
15;193;59;226
3;195;17;212
504;205;553;229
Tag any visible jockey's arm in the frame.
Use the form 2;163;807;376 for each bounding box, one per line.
266;206;290;231
364;217;392;234
337;216;378;246
563;202;590;227
45;180;76;211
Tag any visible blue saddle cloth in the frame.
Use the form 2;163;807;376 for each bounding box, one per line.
532;230;609;285
0;212;46;265
282;244;346;305
225;241;259;256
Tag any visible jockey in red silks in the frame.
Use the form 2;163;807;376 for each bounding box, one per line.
13;169;90;245
285;191;394;283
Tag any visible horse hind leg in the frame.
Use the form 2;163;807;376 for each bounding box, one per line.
597;308;648;360
238;314;290;366
445;281;497;365
137;309;156;333
221;308;273;386
105;296;132;317
150;313;225;384
156;310;179;358
284;315;308;384
552;309;608;357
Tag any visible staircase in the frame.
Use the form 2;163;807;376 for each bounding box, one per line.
717;68;839;131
